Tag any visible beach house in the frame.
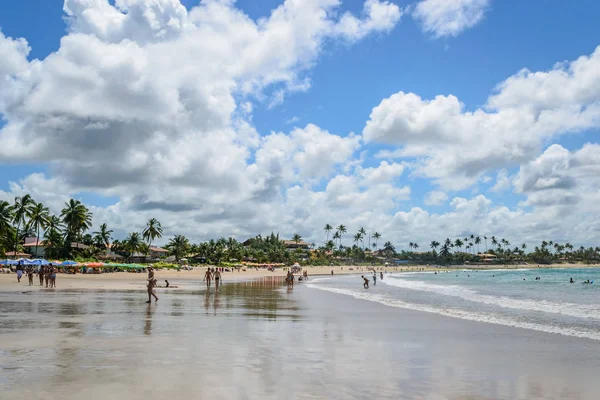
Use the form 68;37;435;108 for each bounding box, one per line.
22;237;90;257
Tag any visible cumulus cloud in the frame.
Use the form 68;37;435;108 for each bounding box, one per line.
490;169;511;192
1;1;600;249
0;0;404;243
424;190;448;205
333;0;403;40
365;46;600;190
413;0;490;38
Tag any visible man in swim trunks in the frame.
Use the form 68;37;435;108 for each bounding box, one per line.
214;269;222;290
362;276;369;289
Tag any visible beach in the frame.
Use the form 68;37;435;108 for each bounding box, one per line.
1;267;600;399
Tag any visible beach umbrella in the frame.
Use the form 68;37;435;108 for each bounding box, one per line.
61;260;78;266
0;259;17;265
85;262;104;267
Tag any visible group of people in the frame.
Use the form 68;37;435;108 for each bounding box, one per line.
15;264;57;288
203;267;222;289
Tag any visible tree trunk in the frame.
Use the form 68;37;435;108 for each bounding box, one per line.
14;220;21;258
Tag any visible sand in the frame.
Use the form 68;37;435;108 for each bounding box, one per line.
1;275;599;400
1;262;597;292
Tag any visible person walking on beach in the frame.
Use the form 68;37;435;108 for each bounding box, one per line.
362;275;369;289
16;262;23;283
49;266;57;288
146;277;158;303
214;269;222;290
44;266;51;288
204;268;213;289
27;267;34;286
39;265;45;286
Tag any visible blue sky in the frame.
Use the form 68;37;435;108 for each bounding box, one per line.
0;0;599;245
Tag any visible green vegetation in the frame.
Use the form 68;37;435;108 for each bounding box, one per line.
1;194;599;266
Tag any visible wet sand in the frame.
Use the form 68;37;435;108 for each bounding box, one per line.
1;278;600;399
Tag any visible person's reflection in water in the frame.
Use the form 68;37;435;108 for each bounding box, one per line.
144;304;154;336
204;290;211;314
213;290;220;315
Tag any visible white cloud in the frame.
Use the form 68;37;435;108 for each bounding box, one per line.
333;0;403;40
286;116;300;125
413;0;490;38
1;1;600;250
424;190;448;205
490;169;511;192
365;46;600;190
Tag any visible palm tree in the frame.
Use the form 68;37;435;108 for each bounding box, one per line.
124;232;142;260
93;223;113;249
414;243;419;252
409;242;414;251
332;231;341;248
0;201;14;255
353;233;361;246
430;240;440;251
491;236;498;248
473;236;481;254
324;224;333;243
28;202;50;252
166;234;190;262
11;194;34;256
61;199;93;242
454;238;463;253
358;227;366;249
142;218;163;256
484;236;488;252
325;240;335;252
44;216;64;259
0;200;14;237
383;241;396;257
372;232;381;250
336;225;346;247
292;233;302;247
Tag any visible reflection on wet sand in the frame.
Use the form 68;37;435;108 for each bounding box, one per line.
1;278;599;399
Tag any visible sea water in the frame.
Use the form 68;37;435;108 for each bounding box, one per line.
306;268;600;341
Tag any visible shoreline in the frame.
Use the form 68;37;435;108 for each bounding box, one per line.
1;262;598;292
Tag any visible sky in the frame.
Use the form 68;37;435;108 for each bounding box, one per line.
0;0;599;249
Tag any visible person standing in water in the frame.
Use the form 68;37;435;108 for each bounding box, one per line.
204;268;213;289
214;269;222;290
39;265;45;286
380;272;383;280
146;277;158;303
362;275;369;289
372;273;377;286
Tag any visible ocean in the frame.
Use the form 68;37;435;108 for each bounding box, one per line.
307;267;600;341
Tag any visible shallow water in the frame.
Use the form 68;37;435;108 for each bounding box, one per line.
1;278;600;399
307;268;600;341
